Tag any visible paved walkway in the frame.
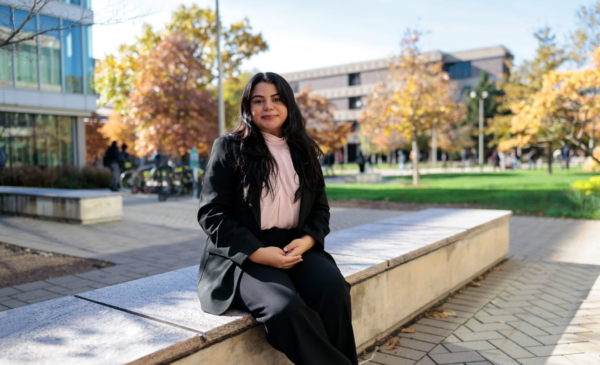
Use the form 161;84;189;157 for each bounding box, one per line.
360;217;600;365
0;194;407;310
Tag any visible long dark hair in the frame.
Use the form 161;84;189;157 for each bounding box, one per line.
230;72;324;204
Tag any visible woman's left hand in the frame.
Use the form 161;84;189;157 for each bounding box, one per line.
284;235;316;257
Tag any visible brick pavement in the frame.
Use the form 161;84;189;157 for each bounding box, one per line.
360;217;600;365
0;194;408;310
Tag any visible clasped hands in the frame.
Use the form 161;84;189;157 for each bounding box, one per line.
248;235;315;269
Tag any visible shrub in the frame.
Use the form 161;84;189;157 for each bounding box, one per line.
569;175;600;218
0;165;112;189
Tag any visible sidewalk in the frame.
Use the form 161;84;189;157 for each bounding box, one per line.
360;216;600;365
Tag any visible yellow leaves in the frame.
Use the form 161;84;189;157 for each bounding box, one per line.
386;338;400;350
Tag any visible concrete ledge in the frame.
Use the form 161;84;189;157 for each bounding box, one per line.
0;208;510;364
344;173;383;183
0;186;122;224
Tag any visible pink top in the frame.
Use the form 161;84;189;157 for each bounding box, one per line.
260;131;301;230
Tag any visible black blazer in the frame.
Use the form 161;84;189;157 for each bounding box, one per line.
197;136;333;315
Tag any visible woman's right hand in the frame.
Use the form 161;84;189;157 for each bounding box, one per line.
248;247;302;269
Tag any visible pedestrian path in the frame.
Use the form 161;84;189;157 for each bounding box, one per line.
359;217;600;365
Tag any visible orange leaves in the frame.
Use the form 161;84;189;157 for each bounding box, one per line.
400;328;415;333
386;338;400;350
424;307;457;318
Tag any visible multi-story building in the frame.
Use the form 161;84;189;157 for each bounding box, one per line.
282;45;513;162
0;0;95;168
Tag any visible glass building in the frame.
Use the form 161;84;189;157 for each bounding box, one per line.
0;0;95;168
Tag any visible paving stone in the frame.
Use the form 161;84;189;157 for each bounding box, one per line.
445;303;480;314
398;332;445;344
499;294;539;302
430;351;486;364
454;326;473;334
382;346;427;360
44;275;84;285
517;356;577;365
533;334;588;345
443;341;496;352
465;362;493;365
465;319;513;332
412;324;454;337
498;329;545;347
549;318;596;326
0;287;21;297
12;289;55;302
396;338;437;352
508;321;551;337
564;353;600;365
476;315;521;324
430;345;449;354
11;281;51;292
515;313;557;327
0;299;28;309
527;344;585;356
443;335;462;344
523;306;562;320
414;356;436;365
370;352;415;365
448;299;486;308
478;349;521;365
418;318;461;331
495;301;540;309
455;331;505;342
541;326;593;335
488;339;536;358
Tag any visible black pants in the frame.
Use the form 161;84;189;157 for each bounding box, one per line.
233;228;358;365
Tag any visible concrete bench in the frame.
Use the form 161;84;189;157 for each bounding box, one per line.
0;186;122;224
0;208;510;364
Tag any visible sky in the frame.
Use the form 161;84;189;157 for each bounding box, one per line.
92;0;586;74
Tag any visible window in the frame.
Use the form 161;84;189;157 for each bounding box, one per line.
63;0;82;5
446;61;472;79
0;6;13;87
348;73;360;86
349;96;363;110
39;16;61;92
14;9;38;89
83;0;92;10
84;25;94;94
0;112;74;167
62;21;83;93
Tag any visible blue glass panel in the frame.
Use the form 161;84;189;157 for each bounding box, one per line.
83;0;92;9
63;21;83;93
14;9;38;89
447;62;472;79
84;25;94;94
0;6;13;87
39;15;61;92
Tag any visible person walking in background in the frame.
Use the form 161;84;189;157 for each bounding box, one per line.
119;143;131;171
510;151;517;170
0;146;7;184
563;145;571;170
324;151;335;176
104;141;121;191
357;151;365;174
528;149;536;170
398;150;405;170
461;149;468;169
441;151;448;168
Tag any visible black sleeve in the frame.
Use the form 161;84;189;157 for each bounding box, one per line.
301;184;331;251
198;137;264;266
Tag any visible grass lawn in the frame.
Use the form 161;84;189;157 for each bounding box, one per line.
325;169;600;219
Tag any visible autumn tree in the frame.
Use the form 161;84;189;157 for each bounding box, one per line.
95;4;267;155
360;30;464;185
127;34;218;156
85;118;109;165
223;72;253;130
501;48;600;170
296;87;351;153
99;112;137;154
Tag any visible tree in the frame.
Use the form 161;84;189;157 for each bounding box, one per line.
95;4;267;156
223;72;253;130
85;119;109;165
95;4;267;113
127;34;218;157
502;47;600;168
296;87;351;153
491;28;567;173
569;1;600;66
99;112;137;154
360;30;464;185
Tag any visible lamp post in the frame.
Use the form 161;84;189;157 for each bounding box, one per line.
216;0;225;137
470;90;488;172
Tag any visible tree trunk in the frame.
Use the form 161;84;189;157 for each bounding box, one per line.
411;123;419;185
547;142;552;175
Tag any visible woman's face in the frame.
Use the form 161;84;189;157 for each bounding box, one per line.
250;82;288;137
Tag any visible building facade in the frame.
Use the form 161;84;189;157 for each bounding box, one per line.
282;46;513;162
0;0;95;168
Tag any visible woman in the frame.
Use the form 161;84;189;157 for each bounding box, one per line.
197;72;358;365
